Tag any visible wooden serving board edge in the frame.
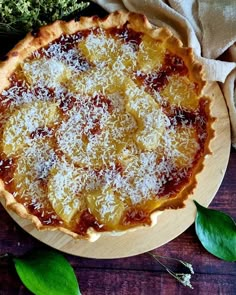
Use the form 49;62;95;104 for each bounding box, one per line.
0;82;231;259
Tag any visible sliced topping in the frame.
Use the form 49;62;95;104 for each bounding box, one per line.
117;140;139;160
160;75;199;109
137;35;166;72
86;188;125;229
70;67;126;95
78;29;137;72
78;31;119;64
22;58;71;87
56;93;137;167
125;79;168;150
47;161;87;224
118;152;168;204
106;112;137;141
56;94;113;167
111;41;137;71
0;21;211;235
2;101;60;156
13;139;57;202
165;125;200;167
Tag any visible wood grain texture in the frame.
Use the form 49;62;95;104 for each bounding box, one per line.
0;101;235;295
0;3;235;294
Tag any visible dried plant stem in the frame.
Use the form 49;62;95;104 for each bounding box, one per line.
148;252;194;289
0;253;9;259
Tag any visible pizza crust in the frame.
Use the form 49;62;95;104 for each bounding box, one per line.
0;11;205;91
0;11;214;241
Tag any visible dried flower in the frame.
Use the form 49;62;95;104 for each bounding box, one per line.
0;253;9;259
148;252;194;289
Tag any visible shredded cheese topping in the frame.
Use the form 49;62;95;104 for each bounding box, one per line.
0;25;209;232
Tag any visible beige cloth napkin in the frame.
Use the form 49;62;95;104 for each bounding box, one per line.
92;0;236;147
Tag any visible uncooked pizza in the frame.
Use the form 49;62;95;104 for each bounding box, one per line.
0;11;214;240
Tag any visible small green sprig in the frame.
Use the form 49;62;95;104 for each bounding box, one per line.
148;252;194;289
0;0;90;35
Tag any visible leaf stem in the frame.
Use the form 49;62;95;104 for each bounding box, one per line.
148;253;194;274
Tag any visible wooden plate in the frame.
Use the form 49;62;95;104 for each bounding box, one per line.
1;82;231;259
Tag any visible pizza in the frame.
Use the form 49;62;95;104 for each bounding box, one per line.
0;11;214;241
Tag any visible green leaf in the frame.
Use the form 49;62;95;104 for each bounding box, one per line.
194;200;236;262
13;248;81;295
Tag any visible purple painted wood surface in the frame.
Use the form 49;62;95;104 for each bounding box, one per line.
1;149;235;295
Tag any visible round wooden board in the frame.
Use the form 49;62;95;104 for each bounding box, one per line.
1;82;231;259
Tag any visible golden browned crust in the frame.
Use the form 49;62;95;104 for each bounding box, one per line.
0;10;213;241
0;11;206;93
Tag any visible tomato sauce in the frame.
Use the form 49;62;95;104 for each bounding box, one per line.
136;52;188;92
122;207;151;226
0;23;211;235
0;158;16;188
109;26;142;50
75;209;104;236
25;201;62;226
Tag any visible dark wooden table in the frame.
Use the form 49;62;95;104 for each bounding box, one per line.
0;149;235;295
0;3;236;294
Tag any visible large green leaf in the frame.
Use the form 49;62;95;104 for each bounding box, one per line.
194;200;236;262
13;248;81;295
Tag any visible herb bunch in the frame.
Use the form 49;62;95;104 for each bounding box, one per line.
0;0;90;35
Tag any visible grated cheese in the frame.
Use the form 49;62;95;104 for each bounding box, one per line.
0;24;208;228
